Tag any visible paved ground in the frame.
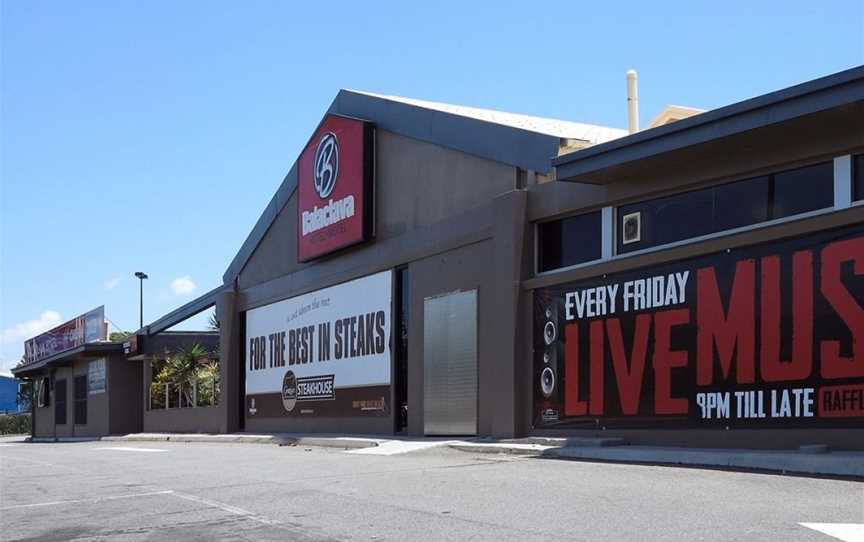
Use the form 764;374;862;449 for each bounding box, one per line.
1;439;862;541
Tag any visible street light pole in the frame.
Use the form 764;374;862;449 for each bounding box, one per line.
134;272;148;329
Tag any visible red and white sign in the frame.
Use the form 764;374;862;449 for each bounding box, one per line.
297;114;374;262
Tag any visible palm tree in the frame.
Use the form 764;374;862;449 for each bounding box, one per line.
156;344;214;407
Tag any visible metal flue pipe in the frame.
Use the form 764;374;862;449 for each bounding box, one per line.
627;69;639;133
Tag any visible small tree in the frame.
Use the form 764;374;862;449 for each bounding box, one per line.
109;331;130;342
154;344;218;407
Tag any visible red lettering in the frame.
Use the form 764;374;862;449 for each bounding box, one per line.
696;260;755;385
653;309;690;415
820;237;864;378
607;316;650;415
564;323;587;416
760;251;813;381
590;320;604;416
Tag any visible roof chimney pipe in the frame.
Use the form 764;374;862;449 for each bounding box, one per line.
627;69;639;134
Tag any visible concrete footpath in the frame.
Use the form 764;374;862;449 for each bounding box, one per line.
23;433;864;479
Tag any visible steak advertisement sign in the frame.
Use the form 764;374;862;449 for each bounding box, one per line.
297;114;375;262
245;271;391;418
534;225;864;429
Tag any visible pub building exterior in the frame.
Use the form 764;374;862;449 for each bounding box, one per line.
15;66;864;449
13;306;219;438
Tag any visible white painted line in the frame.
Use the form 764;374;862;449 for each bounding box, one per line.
0;443;20;447
93;446;167;453
169;491;281;526
348;440;456;455
0;490;174;511
800;523;864;542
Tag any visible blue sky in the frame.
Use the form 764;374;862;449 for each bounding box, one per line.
1;1;862;373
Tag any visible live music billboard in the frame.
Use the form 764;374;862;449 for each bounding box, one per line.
534;225;864;429
245;271;391;419
297;114;375;262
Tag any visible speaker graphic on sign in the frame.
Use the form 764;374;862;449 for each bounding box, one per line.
535;293;565;423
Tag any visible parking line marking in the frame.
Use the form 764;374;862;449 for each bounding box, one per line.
169;491;281;526
93;446;167;453
348;440;456;455
800;523;864;542
0;490;174;511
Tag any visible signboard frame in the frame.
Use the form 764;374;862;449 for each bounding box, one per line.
245;270;392;419
23;306;106;366
296;114;375;262
533;224;864;430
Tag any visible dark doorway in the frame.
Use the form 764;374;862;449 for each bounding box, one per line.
238;312;246;431
394;267;410;432
73;375;87;425
54;379;67;425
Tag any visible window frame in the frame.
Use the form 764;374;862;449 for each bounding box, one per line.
536;155;858;279
535;209;604;275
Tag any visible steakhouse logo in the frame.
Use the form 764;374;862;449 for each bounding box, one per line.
296;375;335;400
280;372;336;414
301;195;355;236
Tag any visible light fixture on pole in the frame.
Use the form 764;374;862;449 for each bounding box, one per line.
134;272;148;329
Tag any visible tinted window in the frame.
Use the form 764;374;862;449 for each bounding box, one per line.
714;176;770;230
55;379;67;425
771;162;833;218
855;154;864;202
538;211;602;272
618;162;833;254
619;188;714;253
74;375;87;425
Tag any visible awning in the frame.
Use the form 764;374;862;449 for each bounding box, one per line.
12;342;124;377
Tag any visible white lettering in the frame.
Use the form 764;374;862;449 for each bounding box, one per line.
301;195;356;236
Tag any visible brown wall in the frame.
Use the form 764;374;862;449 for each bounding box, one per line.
33;374;54;438
234;129;519;436
108;355;142;435
141;358;226;434
32;354;141;438
238;129;516;294
53;361;109;438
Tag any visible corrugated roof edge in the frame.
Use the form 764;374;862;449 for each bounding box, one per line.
222;90;580;283
553;65;864;179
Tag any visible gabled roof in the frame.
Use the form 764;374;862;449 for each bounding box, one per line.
349;91;627;144
223;91;624;282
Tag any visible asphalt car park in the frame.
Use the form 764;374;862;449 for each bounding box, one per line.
1;439;862;541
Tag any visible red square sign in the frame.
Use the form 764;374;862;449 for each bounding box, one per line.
297;115;374;262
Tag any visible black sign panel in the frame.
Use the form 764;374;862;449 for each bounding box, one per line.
534;225;864;429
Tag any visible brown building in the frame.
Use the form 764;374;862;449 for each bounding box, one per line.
17;66;864;449
14;306;219;439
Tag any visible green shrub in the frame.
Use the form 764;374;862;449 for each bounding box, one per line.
0;413;31;435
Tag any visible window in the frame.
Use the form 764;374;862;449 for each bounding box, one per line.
855;154;864;202
538;211;602;272
618;162;833;254
36;377;50;408
771;162;833;218
54;379;67;425
74;375;87;425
